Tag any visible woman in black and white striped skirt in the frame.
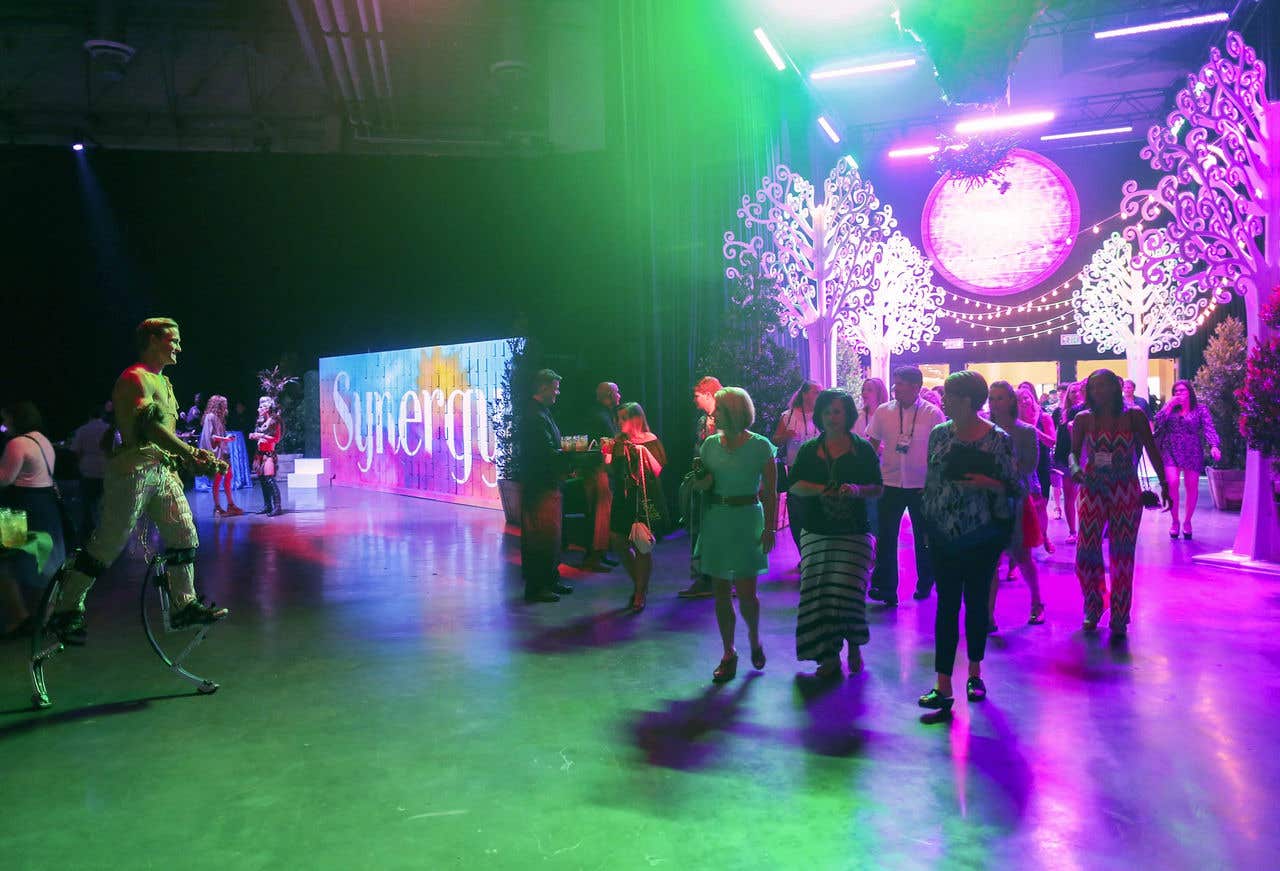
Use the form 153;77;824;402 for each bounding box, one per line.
786;389;883;677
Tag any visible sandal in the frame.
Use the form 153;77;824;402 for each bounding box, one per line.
1028;602;1046;625
712;653;738;683
750;645;767;670
966;677;987;702
1169;522;1180;540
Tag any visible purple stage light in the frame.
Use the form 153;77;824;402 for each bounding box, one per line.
955;110;1054;135
1094;12;1229;40
921;148;1079;296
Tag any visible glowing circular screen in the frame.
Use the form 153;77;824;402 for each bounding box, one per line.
921;148;1079;296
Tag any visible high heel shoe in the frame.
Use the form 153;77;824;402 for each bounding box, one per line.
966;676;987;702
1028;602;1046;625
1169;522;1181;540
227;504;245;516
750;645;766;670
629;595;646;613
712;653;738;683
214;506;226;517
1182;526;1193;540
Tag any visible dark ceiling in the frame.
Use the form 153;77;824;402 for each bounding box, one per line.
0;1;1265;156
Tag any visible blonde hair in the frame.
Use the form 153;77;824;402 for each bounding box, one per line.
714;387;755;433
204;395;228;420
862;377;888;410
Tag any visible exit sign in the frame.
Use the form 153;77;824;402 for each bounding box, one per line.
1060;333;1083;346
943;338;965;350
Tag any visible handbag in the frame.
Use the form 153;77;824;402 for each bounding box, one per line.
24;435;79;550
1135;449;1162;510
629;447;656;554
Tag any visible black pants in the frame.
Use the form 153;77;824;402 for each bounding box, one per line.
933;537;1005;676
871;486;934;597
520;487;563;595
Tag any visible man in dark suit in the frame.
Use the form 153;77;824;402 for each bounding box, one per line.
580;381;621;572
519;369;574;602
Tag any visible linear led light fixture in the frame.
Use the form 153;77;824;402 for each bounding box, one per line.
1094;12;1228;39
818;116;841;144
753;27;786;71
810;58;916;81
1040;125;1134;141
955;110;1054;134
887;143;967;159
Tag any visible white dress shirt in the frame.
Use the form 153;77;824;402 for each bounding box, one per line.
866;398;945;489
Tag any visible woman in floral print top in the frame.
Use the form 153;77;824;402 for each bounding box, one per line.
917;371;1022;722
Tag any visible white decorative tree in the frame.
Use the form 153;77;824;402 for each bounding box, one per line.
841;232;944;384
724;156;896;387
1072;232;1209;391
1120;31;1280;567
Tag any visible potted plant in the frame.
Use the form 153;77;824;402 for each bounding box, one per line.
490;337;529;525
1236;288;1280;503
1193;316;1247;510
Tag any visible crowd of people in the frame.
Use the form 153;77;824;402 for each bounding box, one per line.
0;317;1226;727
514;362;1221;721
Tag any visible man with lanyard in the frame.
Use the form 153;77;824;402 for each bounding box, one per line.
866;365;945;605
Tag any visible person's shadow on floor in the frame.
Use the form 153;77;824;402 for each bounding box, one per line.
793;671;871;757
625;674;760;770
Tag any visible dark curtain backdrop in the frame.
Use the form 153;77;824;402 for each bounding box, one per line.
608;0;803;478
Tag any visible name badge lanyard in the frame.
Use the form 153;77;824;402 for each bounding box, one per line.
898;404;920;443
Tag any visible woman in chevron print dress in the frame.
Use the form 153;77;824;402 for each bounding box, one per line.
786;390;883;678
1070;370;1170;639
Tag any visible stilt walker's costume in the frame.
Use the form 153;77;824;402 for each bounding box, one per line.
250;398;283;516
51;375;227;638
1074;427;1142;630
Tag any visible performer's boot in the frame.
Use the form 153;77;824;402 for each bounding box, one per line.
268;478;283;516
258;478;274;515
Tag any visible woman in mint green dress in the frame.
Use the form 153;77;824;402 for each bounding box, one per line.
692;387;778;682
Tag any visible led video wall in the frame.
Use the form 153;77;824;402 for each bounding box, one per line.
319;338;515;508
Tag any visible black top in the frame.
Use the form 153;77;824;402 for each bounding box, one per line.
788;435;883;535
584;404;620;440
517;399;568;492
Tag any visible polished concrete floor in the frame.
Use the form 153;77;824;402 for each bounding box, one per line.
2;482;1277;870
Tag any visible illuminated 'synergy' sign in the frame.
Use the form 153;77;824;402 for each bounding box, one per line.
319;338;515;507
